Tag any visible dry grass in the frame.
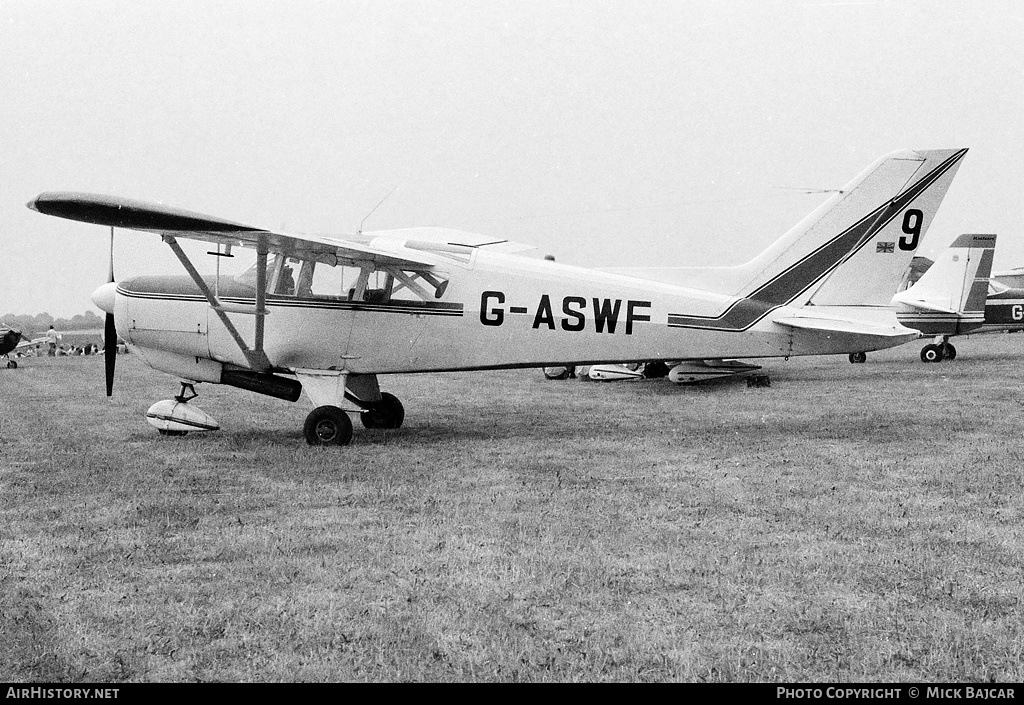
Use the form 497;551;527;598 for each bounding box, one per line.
1;335;1022;682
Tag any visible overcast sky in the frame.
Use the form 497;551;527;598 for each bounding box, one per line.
2;0;1022;318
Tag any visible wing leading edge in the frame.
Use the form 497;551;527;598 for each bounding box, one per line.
27;192;438;270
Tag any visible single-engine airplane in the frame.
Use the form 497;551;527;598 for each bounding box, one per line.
29;147;966;445
0;327;45;368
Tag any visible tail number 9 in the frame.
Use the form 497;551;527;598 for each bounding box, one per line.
898;209;924;251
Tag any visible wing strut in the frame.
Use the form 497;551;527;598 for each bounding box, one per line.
255;241;268;355
163;235;273;373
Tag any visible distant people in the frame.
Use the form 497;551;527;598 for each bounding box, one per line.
44;325;61;356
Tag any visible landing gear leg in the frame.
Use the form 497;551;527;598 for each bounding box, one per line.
162;383;198;434
175;382;199;402
295;370;405;445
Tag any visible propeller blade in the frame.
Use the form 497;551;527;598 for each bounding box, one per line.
105;227;116;396
104;313;116;396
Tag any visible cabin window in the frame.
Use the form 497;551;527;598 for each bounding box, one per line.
388;269;450;302
234;253;301;295
236;255;448;303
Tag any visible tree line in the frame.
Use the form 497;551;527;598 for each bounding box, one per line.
1;311;104;334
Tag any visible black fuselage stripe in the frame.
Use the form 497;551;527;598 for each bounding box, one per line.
118;289;465;316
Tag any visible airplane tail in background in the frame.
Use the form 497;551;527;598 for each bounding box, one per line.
892;234;996;335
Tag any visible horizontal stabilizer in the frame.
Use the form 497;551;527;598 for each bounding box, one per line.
773;314;915;339
891;298;959;315
892;297;962;313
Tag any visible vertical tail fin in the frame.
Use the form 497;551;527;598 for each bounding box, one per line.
664;148;967;332
792;148;967;307
892;234;996;334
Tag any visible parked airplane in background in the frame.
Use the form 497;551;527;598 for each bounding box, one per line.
0;327;44;368
990;267;1024;289
29;147;965;445
877;236;1024;363
978;279;1024;334
890;233;996;362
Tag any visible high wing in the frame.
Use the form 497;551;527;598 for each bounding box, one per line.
27;192;452;374
26;192;535;377
27;192;438;269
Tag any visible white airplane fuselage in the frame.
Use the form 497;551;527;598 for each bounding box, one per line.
113;248;910;381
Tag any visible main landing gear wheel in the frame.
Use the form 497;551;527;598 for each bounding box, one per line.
848;352;867;364
643;362;671;378
921;344;944;363
6;360;16;369
942;342;957;360
304;405;353;446
361;392;405;430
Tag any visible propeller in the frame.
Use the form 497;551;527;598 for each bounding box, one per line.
104;227;116;396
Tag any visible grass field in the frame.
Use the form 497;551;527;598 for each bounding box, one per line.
2;335;1023;682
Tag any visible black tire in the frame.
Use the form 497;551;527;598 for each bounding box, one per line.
921;344;943;363
943;343;957;360
7;360;16;369
849;352;867;364
304;405;353;446
643;361;671;378
361;392;405;430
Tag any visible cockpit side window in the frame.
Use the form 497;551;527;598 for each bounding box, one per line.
236;255;449;303
388;269;450;301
